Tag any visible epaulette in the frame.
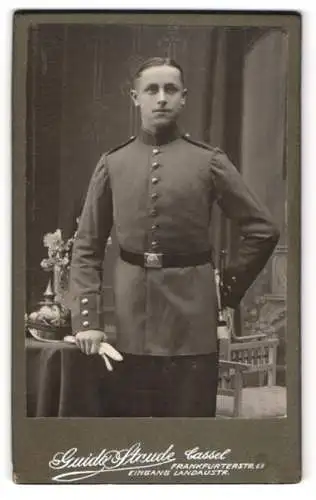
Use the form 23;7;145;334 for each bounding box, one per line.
105;135;137;156
182;134;224;154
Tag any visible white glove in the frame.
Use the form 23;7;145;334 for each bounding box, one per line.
98;342;123;371
63;335;123;371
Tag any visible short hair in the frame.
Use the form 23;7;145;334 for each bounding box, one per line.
133;57;185;86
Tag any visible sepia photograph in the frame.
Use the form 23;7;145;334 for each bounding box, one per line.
12;11;300;484
24;20;288;419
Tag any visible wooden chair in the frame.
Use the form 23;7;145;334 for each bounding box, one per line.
218;359;249;417
217;309;280;417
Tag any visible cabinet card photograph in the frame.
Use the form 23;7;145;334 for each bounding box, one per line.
12;11;300;484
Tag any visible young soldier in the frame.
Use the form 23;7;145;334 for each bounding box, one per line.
69;57;279;417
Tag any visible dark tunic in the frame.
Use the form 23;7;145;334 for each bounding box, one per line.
69;126;279;356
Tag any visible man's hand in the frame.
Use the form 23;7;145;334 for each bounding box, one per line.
75;330;106;355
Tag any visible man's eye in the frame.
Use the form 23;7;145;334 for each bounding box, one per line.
165;86;178;94
146;86;158;94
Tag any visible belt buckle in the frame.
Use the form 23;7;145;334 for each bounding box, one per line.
144;252;163;269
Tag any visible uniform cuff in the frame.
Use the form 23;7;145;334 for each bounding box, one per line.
71;293;104;334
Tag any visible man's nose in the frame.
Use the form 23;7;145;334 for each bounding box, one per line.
157;89;167;104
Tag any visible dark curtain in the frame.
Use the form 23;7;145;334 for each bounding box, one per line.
26;25;65;310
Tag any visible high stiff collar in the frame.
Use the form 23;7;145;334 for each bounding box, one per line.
138;124;182;146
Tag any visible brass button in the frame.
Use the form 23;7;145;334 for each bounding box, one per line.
150;209;158;217
82;321;90;328
231;276;237;282
152;177;159;184
152;161;160;169
151;224;159;230
152;148;159;155
151;241;158;248
151;193;159;200
81;298;88;305
81;310;89;316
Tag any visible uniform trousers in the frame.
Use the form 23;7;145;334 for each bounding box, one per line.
104;350;219;418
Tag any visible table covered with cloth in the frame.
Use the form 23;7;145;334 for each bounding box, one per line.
26;338;119;417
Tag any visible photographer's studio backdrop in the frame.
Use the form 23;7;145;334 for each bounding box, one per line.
26;24;288;385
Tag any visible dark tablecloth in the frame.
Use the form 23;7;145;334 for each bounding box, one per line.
26;338;121;417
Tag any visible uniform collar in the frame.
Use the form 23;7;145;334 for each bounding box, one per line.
138;124;181;146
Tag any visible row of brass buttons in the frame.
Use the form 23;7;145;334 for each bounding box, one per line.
81;297;90;328
149;148;161;251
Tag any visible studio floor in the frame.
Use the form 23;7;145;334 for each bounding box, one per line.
216;386;287;418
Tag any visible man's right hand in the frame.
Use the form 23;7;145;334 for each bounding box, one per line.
75;330;106;355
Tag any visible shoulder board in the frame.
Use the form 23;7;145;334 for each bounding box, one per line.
105;136;136;156
182;135;224;154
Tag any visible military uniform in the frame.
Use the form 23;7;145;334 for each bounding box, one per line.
69;125;279;417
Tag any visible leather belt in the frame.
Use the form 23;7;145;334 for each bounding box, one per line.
120;248;212;269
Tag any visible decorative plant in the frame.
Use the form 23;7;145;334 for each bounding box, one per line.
40;225;79;298
242;271;286;337
243;296;276;337
40;228;75;272
40;222;112;300
40;228;74;288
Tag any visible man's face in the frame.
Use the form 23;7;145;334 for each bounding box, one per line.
131;65;187;131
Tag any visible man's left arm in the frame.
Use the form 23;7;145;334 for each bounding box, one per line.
210;149;280;308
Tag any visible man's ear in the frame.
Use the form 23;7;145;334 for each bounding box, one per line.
130;89;139;107
180;88;188;106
